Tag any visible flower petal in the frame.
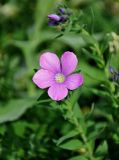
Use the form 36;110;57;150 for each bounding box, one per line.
48;14;61;21
65;73;84;90
32;69;54;89
48;84;68;101
39;52;61;73
61;51;78;75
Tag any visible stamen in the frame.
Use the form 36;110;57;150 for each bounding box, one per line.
55;73;65;83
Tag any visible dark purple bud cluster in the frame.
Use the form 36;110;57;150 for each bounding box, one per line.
109;66;119;82
48;8;70;26
48;14;61;26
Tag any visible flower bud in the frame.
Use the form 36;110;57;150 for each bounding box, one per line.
48;14;61;21
109;66;114;74
59;8;66;14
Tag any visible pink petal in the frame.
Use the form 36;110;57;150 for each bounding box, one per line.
32;69;54;89
39;52;61;73
65;73;84;90
61;51;78;75
48;84;68;101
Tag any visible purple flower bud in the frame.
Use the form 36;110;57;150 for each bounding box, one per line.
48;14;61;21
48;20;59;26
59;8;66;14
114;74;119;81
109;66;114;74
60;15;68;22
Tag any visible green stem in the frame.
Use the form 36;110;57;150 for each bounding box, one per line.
68;106;94;159
60;89;94;160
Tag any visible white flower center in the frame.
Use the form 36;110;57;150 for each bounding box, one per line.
55;73;65;83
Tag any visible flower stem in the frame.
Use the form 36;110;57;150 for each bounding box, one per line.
60;89;95;160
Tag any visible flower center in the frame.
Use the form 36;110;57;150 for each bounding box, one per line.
55;73;65;83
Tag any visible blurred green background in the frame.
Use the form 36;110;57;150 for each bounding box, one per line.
0;0;119;159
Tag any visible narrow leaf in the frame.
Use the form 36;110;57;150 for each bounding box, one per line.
56;130;79;145
59;139;83;150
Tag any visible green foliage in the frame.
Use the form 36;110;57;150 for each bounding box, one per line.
0;98;35;123
0;0;119;159
95;141;108;158
59;139;83;150
69;156;88;160
55;129;79;146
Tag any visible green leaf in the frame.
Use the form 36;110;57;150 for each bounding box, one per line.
91;89;110;97
56;130;79;145
73;103;84;120
87;122;106;141
82;48;101;63
69;88;82;107
0;98;35;123
95;141;108;157
54;33;64;39
80;59;106;86
59;139;83;150
0;125;6;135
69;155;88;160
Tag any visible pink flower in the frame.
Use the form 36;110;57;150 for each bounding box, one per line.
32;51;84;101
